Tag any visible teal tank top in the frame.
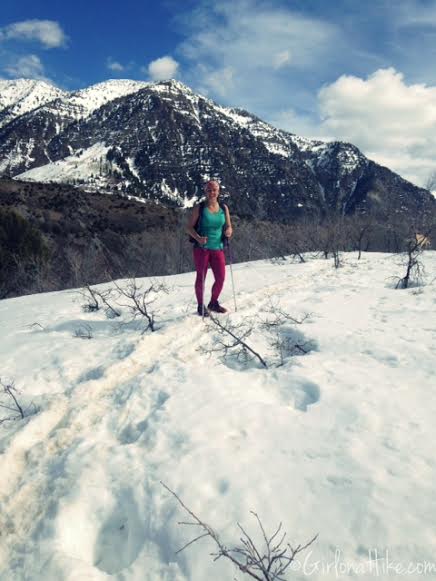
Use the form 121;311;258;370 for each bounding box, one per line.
198;206;226;250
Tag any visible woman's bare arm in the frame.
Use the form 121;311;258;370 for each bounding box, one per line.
223;204;233;238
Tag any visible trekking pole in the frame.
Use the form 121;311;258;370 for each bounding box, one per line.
225;238;237;312
201;247;207;320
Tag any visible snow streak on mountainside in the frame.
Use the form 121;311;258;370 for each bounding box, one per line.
0;78;434;220
0;252;436;580
17;142;112;186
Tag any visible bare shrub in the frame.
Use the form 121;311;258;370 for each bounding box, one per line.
73;323;93;339
393;231;429;289
260;303;313;366
162;481;318;581
0;379;37;425
269;330;313;367
203;314;268;368
259;302;311;329
114;278;169;333
79;284;100;312
78;284;121;318
345;215;374;259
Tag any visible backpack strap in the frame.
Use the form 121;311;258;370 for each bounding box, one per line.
196;200;205;231
189;201;205;245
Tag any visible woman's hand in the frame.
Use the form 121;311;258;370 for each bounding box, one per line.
224;226;233;238
197;236;208;245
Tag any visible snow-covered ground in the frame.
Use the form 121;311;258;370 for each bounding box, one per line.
1;252;435;581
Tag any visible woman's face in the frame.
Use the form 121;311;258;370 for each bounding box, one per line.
205;181;220;201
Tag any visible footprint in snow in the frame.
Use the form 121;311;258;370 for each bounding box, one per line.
118;390;170;446
293;380;320;412
94;488;146;574
76;366;105;383
112;341;136;360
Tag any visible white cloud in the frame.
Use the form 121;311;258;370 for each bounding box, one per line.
269;107;327;141
179;0;338;101
0;20;67;49
146;56;179;81
316;68;436;186
4;54;47;79
106;58;125;73
395;0;436;28
273;50;291;69
197;65;235;98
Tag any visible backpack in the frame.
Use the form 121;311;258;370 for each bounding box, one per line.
189;201;228;246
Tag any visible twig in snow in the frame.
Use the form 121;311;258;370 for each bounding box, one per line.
25;322;45;331
204;314;268;368
73;323;93;339
0;379;37;425
259;301;311;328
161;481;318;580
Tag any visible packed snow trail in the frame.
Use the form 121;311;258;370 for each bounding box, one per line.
1;253;436;580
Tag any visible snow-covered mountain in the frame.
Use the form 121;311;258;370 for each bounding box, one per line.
0;78;434;219
1;251;436;580
0;79;66;129
0;78;149;127
64;79;150;118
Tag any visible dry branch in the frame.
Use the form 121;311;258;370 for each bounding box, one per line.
260;303;311;328
205;314;268;368
161;481;318;581
73;323;93;339
393;230;429;289
113;278;169;333
0;379;37;425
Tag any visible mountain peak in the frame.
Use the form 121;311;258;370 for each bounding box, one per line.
73;78;150;94
0;79;66;128
1;77;434;221
149;78;197;96
67;79;150;115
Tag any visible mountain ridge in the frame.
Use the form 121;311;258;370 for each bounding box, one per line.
0;78;434;221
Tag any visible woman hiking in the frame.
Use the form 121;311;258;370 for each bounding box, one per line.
187;180;233;317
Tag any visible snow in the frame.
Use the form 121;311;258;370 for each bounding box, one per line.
216;106;297;160
126;157;141;181
289;134;325;153
181;195;198;209
16;143;111;185
160;178;183;204
0;139;37;175
217;107;251;127
150;80;197;103
0;79;66;128
289;135;366;176
0;79;150;133
263;141;291;158
1;252;436;580
1;78;370;192
67;80;150;117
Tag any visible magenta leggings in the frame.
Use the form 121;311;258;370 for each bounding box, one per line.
193;247;226;305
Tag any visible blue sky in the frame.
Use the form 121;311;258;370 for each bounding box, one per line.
2;0;436;187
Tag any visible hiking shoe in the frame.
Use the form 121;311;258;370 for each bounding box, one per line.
197;304;209;317
208;300;228;314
